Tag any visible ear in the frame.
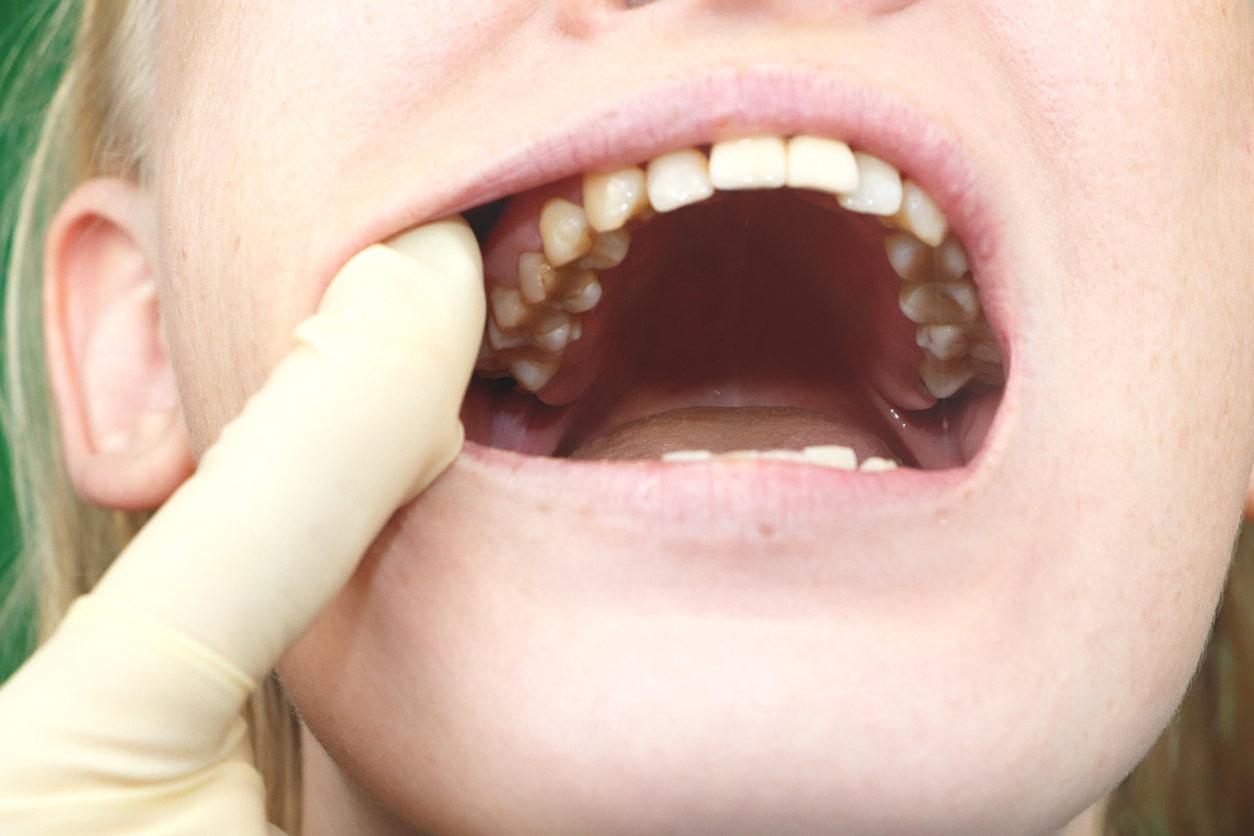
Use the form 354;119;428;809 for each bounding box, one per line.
44;178;194;511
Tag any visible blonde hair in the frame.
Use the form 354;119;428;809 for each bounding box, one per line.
0;3;1250;835
0;1;301;831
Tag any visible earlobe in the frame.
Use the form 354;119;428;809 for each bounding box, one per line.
44;178;194;511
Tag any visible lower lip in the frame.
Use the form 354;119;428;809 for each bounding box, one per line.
451;440;984;526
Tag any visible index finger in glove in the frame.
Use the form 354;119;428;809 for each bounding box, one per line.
92;215;485;682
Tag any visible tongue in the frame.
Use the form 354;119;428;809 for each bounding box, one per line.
567;405;898;461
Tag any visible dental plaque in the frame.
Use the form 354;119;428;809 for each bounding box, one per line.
469;135;1005;468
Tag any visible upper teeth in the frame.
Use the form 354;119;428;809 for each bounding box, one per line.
474;135;1005;402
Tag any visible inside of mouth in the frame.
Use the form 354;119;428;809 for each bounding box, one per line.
459;149;1005;472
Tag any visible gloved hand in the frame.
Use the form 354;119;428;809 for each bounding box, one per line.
0;216;486;835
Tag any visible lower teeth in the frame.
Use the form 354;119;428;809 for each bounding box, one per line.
661;445;900;472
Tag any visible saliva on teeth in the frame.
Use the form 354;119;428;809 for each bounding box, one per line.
474;134;1005;402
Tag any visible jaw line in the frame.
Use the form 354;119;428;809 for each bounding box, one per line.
340;63;1022;519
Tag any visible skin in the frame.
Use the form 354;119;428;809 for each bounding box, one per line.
43;1;1254;834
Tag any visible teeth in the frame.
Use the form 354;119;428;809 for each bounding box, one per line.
858;457;899;472
540;198;593;267
885;233;933;283
899;279;982;324
838;153;904;216
559;271;603;313
801;445;858;470
583;167;650;233
579;228;631;270
708;136;788;191
647;148;715;213
916;323;971;362
490;287;530;329
532;312;573;353
786;136;859;195
934;235;970;282
662;449;714;462
478;136;1003;401
518;253;559;305
919;355;975;399
893;180;949;248
510;358;561;392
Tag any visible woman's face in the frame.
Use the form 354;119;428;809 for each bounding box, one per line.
151;2;1254;834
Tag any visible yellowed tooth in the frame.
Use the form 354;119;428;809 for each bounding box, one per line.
802;445;858;470
560;271;603;313
916;323;971;362
935;235;970;282
490;287;530;329
838;153;903;216
969;338;1002;364
532;311;574;354
885;233;933;283
893;180;949;248
899;279;982;324
579;228;631;270
511;357;561;392
919;355;975;399
518;252;558;305
709;136;788;191
583;167;649;233
647;148;715;213
786;136;859;194
662;449;714;462
540;197;593;267
858;457;900;472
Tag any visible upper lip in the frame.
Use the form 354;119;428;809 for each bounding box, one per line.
357;63;1017;517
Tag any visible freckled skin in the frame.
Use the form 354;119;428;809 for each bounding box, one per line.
152;2;1254;835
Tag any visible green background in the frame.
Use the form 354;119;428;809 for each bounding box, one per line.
0;0;62;682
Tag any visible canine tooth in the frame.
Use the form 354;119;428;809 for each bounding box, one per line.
802;445;857;470
487;319;529;351
859;457;899;472
490;287;530;329
647;148;715;213
511;358;560;392
709;136;788;190
893;181;949;247
583;167;649;232
838;153;903;216
786;136;859;194
532;312;573;354
560;272;603;313
579;228;631;270
899;279;982;324
662;450;714;462
540;198;593;267
916;324;970;362
885;233;933;283
919;356;975;399
518;252;558;305
935;235;970;282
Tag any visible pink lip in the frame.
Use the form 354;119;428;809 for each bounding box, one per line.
347;64;1020;520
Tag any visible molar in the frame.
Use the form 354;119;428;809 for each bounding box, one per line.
919;355;975;400
579;228;631;270
583;167;649;233
647;148;715;213
511;357;561;392
709;136;788;191
786;136;859;195
899;279;982;324
540;198;593;267
885;233;932;283
838;153;904;216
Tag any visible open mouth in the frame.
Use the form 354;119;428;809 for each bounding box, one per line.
456;134;1006;472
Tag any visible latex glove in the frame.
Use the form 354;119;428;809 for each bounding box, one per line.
0;217;486;835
